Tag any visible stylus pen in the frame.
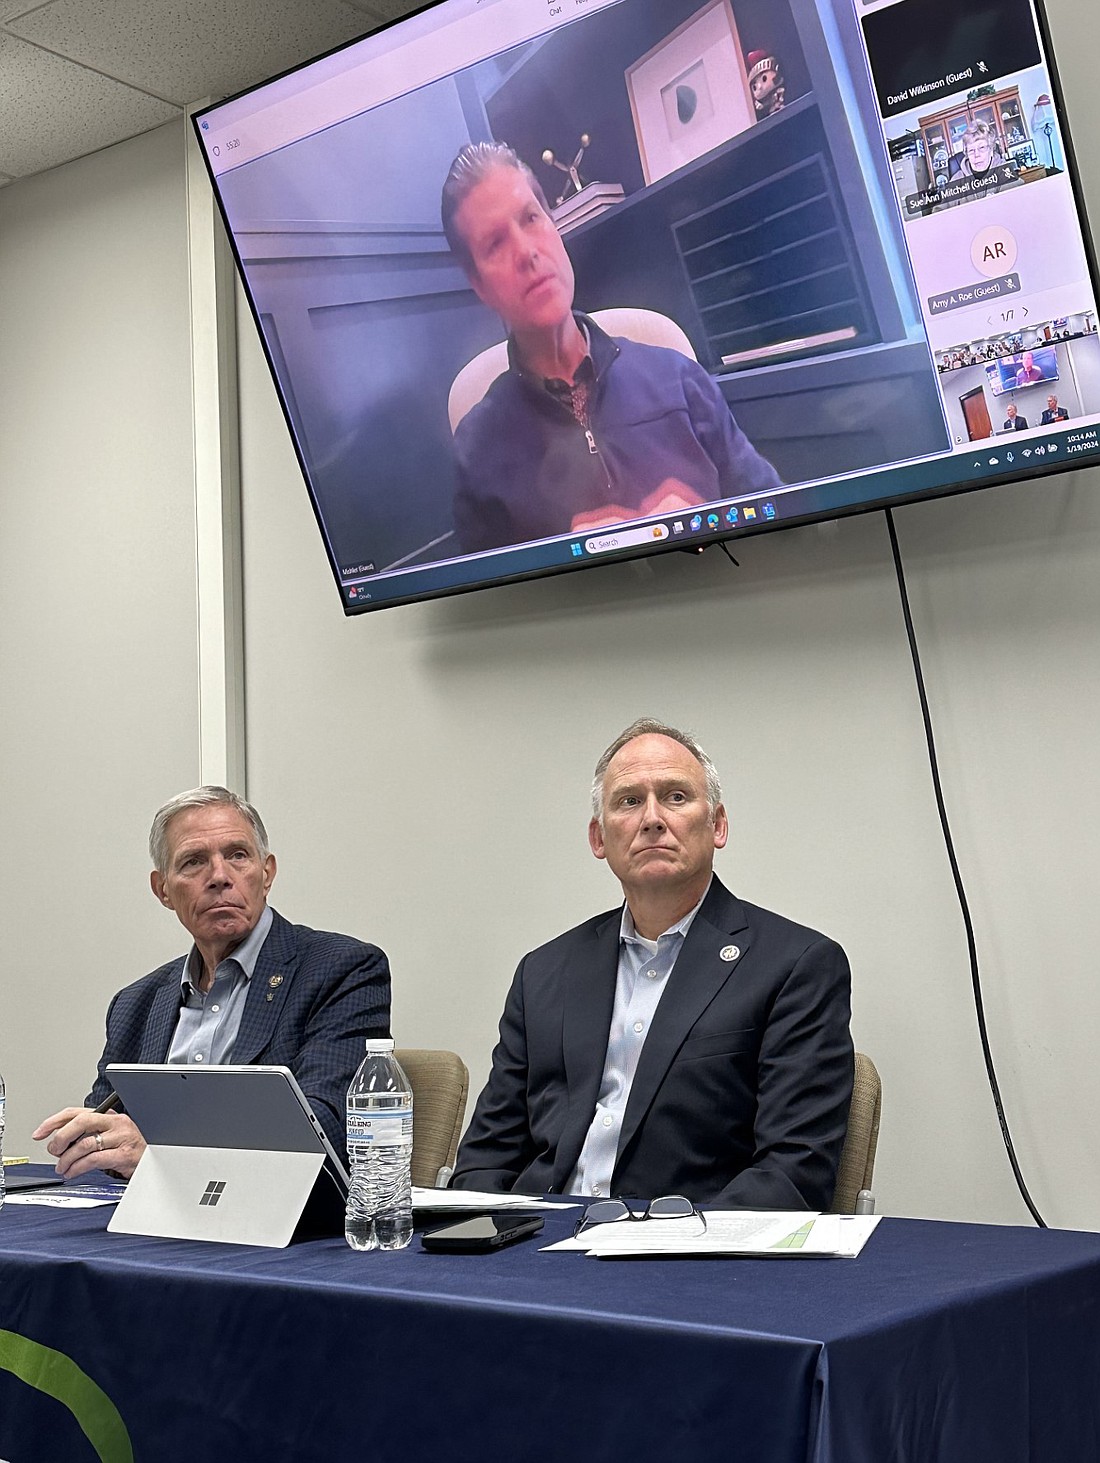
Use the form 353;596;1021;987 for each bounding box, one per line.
94;1091;121;1115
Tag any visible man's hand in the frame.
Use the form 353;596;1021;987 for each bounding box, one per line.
32;1107;147;1180
570;503;633;534
639;480;705;517
569;482;706;536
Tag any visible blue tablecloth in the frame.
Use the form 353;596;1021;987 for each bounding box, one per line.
0;1179;1098;1463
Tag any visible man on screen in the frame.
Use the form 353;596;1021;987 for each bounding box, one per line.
1015;351;1044;386
1003;402;1029;430
452;719;853;1208
441;142;780;554
1041;394;1069;424
33;786;390;1178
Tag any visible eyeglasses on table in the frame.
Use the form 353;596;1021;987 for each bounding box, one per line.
573;1194;707;1238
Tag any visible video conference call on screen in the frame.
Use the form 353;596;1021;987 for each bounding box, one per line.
194;0;1100;614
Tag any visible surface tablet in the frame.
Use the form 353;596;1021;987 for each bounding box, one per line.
106;1062;349;1185
105;1063;349;1246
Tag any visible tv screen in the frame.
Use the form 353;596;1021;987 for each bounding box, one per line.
193;0;1100;614
985;346;1059;394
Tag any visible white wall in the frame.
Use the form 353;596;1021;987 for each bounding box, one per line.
237;0;1100;1231
239;353;1100;1230
1;0;1097;1235
0;121;200;1154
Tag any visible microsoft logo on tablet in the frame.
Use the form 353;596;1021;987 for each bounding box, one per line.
199;1180;227;1207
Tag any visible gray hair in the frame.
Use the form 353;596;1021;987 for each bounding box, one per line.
441;140;551;276
961;119;995;143
590;719;723;824
961;120;1001;159
149;786;270;874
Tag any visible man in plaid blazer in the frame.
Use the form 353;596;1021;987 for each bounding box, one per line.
35;786;390;1178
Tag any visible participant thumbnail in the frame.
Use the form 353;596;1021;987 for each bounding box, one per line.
883;66;1064;221
936;311;1096;374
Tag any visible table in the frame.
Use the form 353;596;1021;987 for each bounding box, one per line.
0;1183;1098;1463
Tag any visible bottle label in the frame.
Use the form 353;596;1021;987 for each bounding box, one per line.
346;1106;412;1147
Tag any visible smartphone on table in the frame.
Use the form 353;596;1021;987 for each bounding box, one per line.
420;1213;544;1253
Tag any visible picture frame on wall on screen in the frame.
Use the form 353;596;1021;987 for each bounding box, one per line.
625;0;756;185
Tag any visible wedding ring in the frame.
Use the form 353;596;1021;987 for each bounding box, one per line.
94;1132;104;1152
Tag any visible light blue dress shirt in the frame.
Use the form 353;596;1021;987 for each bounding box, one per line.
166;905;273;1067
567;880;711;1198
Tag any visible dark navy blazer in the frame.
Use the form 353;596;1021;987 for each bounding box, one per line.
87;908;390;1162
453;877;852;1209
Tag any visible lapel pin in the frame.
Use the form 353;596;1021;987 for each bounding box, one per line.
268;975;283;988
720;945;741;963
265;993;273;1002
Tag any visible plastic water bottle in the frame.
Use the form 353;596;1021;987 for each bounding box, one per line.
0;1067;6;1211
345;1039;413;1251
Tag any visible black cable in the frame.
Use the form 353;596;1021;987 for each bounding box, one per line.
884;506;1046;1227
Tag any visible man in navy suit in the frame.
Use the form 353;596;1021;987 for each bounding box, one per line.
1040;394;1069;425
453;720;853;1209
34;787;390;1179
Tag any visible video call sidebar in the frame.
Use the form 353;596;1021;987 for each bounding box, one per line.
570;0;1100;571
861;0;1100;449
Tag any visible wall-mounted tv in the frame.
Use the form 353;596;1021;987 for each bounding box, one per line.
985;346;1059;394
193;0;1100;615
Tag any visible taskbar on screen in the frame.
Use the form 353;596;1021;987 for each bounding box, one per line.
340;420;1100;612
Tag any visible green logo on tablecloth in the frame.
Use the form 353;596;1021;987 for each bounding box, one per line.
0;1330;133;1463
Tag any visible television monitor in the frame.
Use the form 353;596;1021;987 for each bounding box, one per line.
985;346;1059;394
193;0;1100;615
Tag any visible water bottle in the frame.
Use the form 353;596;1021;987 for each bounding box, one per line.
345;1039;413;1251
0;1067;6;1210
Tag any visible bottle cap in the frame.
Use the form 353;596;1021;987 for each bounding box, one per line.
364;1037;395;1053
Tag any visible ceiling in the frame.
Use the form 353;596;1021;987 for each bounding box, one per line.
0;0;419;186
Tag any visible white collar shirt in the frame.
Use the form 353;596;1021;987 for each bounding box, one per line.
566;879;711;1198
165;904;273;1068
